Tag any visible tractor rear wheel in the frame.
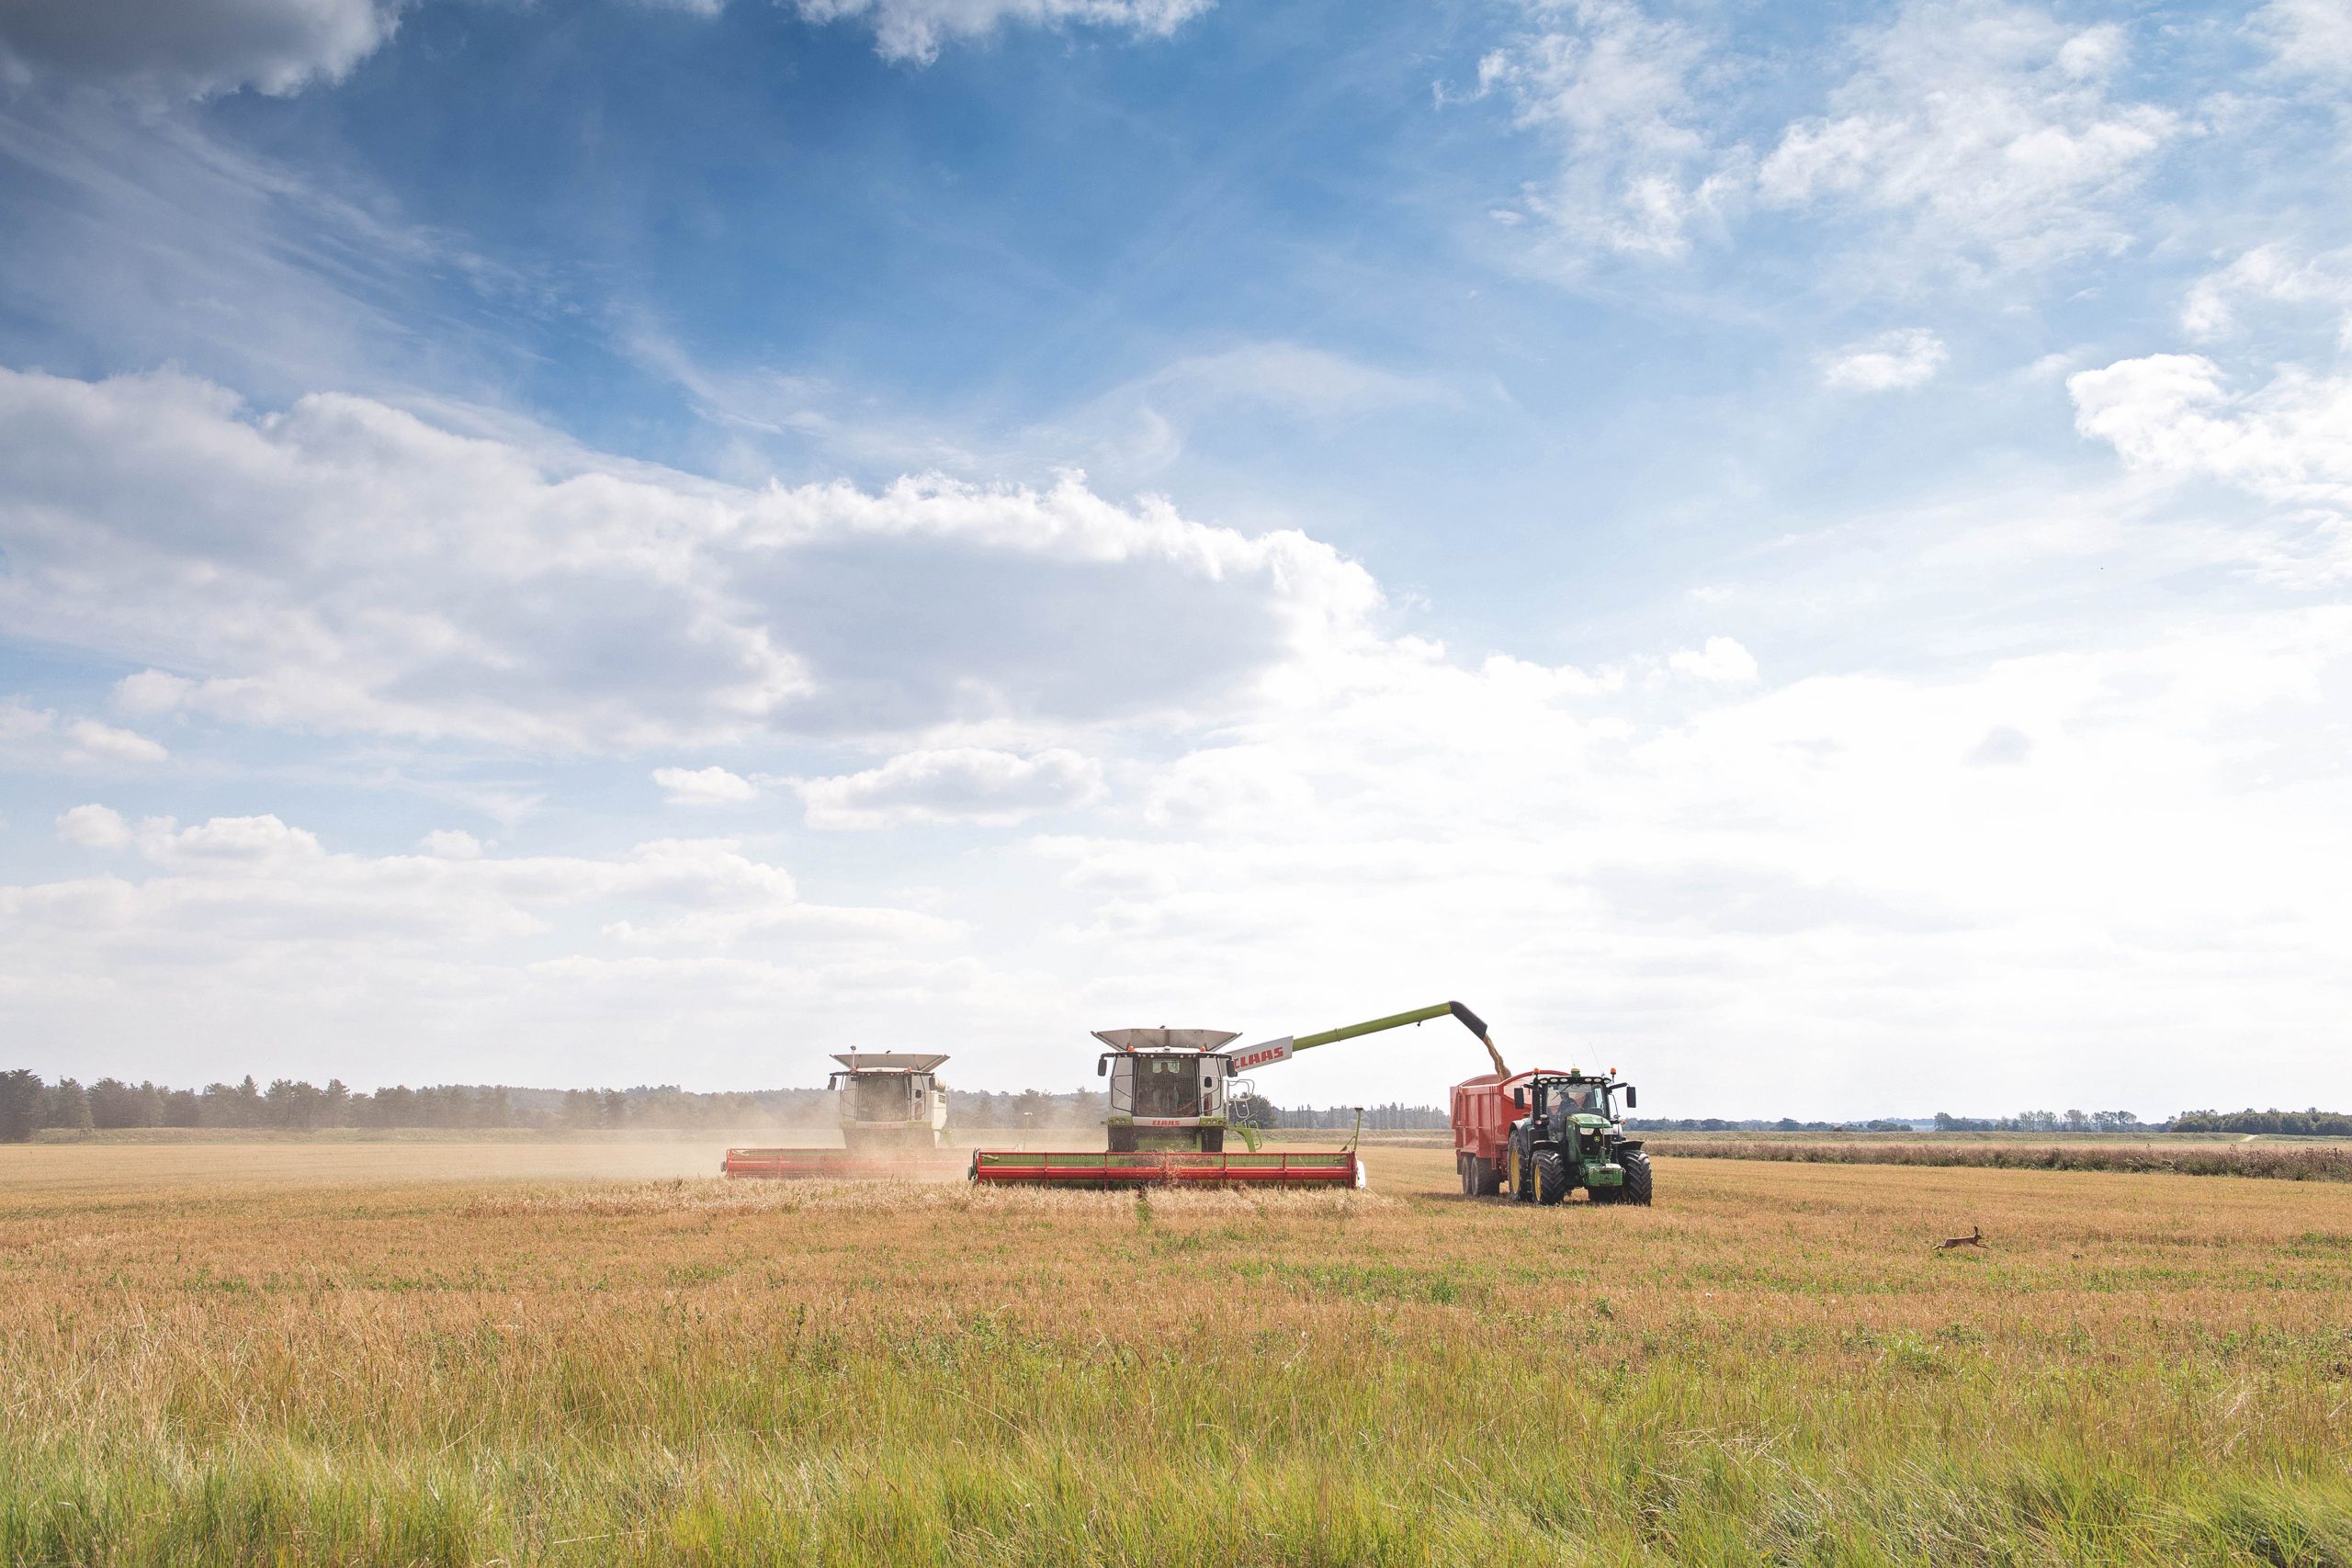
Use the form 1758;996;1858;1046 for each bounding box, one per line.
1532;1150;1569;1206
1621;1149;1654;1205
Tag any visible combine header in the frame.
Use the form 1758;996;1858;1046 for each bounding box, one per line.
723;1052;962;1179
969;1001;1500;1189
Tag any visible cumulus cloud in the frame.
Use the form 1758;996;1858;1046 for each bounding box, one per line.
65;718;169;763
654;766;761;806
418;829;482;859
56;804;132;849
1820;329;1949;390
0;367;1380;753
789;0;1211;65
798;747;1103;829
2069;355;2352;514
0;0;401;98
1667;636;1758;683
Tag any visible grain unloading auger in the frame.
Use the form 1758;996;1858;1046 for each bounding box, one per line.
723;1053;964;1179
968;1001;1503;1189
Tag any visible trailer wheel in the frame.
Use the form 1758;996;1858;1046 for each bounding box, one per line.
1621;1149;1654;1206
1507;1142;1532;1202
1458;1156;1475;1196
1472;1156;1500;1197
1532;1150;1569;1206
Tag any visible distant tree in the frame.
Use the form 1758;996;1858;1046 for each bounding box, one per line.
162;1089;200;1127
88;1077;163;1129
2063;1109;2089;1133
45;1077;95;1133
0;1070;43;1143
323;1079;351;1127
1228;1091;1276;1130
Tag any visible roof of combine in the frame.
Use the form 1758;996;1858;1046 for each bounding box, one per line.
1089;1028;1242;1052
829;1052;950;1072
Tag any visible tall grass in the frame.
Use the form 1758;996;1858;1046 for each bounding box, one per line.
3;1145;2349;1563
1659;1139;2352;1181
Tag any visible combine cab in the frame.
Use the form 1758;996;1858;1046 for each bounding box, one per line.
970;1002;1502;1189
723;1052;961;1179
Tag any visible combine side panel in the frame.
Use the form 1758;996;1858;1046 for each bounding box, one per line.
967;1149;1362;1189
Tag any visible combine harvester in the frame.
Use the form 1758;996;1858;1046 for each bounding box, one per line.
969;1001;1503;1189
723;1053;963;1179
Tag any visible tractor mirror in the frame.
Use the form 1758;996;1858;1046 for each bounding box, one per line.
1624;1087;1637;1108
1096;1057;1108;1077
1512;1089;1526;1111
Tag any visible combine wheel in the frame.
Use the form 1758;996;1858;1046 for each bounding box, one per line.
1620;1149;1654;1206
1532;1150;1569;1206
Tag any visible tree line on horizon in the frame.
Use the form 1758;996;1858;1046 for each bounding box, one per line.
1;1069;2343;1142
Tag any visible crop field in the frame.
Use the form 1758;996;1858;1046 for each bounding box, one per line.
4;1142;2350;1566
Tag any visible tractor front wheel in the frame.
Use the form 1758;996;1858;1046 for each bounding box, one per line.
1621;1149;1654;1205
1532;1150;1569;1206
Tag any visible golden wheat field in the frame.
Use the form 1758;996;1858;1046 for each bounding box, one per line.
3;1139;2349;1566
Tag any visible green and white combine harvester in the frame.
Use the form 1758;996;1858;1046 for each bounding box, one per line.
722;1053;964;1179
967;1001;1505;1189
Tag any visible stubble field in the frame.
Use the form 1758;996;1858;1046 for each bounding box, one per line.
2;1139;2348;1565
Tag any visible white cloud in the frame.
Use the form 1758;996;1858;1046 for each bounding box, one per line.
1477;0;2175;278
1758;1;2175;273
0;367;1380;753
788;0;1211;65
2256;0;2352;81
56;804;132;849
0;701;170;766
1667;636;1759;683
1820;329;1950;390
418;829;483;859
0;0;401;98
798;747;1103;829
1474;0;1744;261
2181;244;2352;348
2069;354;2352;513
654;765;761;806
64;717;169;763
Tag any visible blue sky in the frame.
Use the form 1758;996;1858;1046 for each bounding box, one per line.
2;0;2348;1115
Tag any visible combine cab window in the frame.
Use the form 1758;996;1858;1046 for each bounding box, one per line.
850;1076;910;1122
1131;1057;1204;1119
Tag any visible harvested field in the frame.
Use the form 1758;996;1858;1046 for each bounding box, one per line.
1657;1139;2352;1182
3;1140;2350;1564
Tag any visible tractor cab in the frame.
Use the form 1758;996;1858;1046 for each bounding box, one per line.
1503;1069;1651;1206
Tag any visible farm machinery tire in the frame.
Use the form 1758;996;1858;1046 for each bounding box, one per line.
1508;1142;1535;1203
1532;1150;1569;1206
1620;1150;1654;1206
1472;1157;1501;1197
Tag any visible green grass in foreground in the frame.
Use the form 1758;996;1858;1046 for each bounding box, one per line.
2;1144;2348;1565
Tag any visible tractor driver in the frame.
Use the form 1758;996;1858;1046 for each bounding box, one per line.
1555;1083;1597;1115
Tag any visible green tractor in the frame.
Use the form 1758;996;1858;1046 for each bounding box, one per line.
1504;1072;1652;1206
